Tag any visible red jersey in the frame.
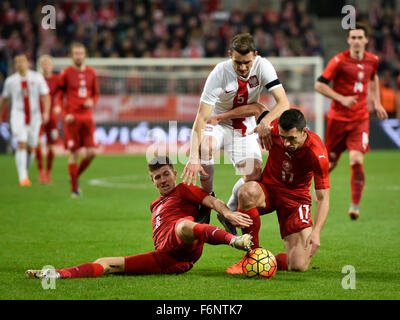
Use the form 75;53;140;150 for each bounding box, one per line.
321;49;379;122
40;73;59;120
58;65;99;118
261;119;330;204
150;183;209;250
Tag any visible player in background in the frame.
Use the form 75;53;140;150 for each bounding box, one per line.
0;54;50;186
35;55;62;184
58;43;99;197
225;109;330;273
181;33;289;233
314;24;388;220
26;156;253;279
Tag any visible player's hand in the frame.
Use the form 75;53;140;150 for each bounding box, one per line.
83;98;94;108
54;105;62;115
180;159;207;185
375;104;388;120
305;230;320;258
340;95;358;108
65;114;74;123
207;115;221;126
224;211;253;228
251;120;273;150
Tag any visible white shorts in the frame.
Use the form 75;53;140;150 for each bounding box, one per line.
203;124;262;166
10;115;41;148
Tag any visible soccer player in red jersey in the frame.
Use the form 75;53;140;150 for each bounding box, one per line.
58;43;99;197
314;24;388;220
26;156;253;279
224;109;330;273
36;55;62;184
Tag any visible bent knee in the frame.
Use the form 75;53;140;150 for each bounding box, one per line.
237;181;262;206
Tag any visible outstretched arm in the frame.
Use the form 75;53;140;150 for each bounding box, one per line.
207;102;268;125
201;195;253;228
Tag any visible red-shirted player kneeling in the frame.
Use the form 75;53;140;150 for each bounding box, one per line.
225;109;330;273
26;156;253;279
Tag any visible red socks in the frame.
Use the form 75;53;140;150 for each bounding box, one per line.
57;263;104;278
275;252;288;271
68;163;78;192
35;148;43;171
239;207;260;249
350;163;365;205
77;158;92;177
193;224;235;245
47;149;54;173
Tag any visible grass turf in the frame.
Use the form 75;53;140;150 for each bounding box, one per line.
0;151;399;300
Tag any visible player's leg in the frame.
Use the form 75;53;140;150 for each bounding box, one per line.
175;218;252;250
68;150;80;196
347;119;369;220
11;117;30;185
77;119;97;177
35;126;46;183
45;121;59;182
64;120;80;195
282;227;313;272
199;133;218;193
325;118;347;172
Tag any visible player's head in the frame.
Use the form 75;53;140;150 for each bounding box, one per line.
229;33;258;78
278;109;307;152
148;156;177;196
14;54;29;74
70;42;86;67
347;23;369;53
38;55;53;76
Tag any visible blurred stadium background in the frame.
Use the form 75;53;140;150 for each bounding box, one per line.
0;0;399;155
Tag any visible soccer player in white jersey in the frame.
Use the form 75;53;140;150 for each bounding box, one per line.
181;33;290;233
0;54;50;186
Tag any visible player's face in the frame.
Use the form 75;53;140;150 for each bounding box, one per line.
230;50;257;78
278;126;307;152
150;165;177;196
14;55;28;74
71;47;86;67
347;29;368;52
40;59;53;75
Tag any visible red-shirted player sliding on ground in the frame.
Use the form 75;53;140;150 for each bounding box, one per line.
26;156;253;279
35;55;62;184
314;24;388;220
216;109;330;273
58;43;99;197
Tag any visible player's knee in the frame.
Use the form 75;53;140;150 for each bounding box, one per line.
94;258;110;272
243;164;262;182
237;182;261;206
17;141;27;149
288;259;309;272
199;145;213;161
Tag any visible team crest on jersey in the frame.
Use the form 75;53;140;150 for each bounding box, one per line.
248;75;259;88
358;71;364;80
282;160;292;172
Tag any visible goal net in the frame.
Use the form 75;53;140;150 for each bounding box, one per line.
52;56;325;154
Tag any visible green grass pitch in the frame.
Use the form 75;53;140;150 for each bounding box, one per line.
0;151;399;300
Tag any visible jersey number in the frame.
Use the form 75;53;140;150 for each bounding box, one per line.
78;87;87;98
281;170;294;182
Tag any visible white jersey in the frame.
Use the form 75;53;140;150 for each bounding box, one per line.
200;55;281;135
2;70;49;125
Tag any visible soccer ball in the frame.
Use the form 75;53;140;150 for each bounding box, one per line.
242;248;277;279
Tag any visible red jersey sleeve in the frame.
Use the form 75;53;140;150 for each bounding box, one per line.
321;54;342;82
176;183;209;205
312;153;330;190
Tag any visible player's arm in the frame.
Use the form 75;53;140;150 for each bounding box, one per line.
0;97;9;123
41;93;51;124
254;86;290;150
207;102;267;126
368;74;388;120
314;77;358;108
84;70;100;108
201;195;253;228
305;188;329;258
180;101;213;185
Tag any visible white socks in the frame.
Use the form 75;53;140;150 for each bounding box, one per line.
227;178;245;211
15;149;28;181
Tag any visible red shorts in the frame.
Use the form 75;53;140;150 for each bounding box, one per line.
64;116;96;151
124;217;204;275
39;118;59;144
325;117;370;162
257;182;313;239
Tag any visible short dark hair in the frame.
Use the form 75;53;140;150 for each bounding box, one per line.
147;156;174;172
230;33;256;55
278;109;306;132
347;23;369;38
